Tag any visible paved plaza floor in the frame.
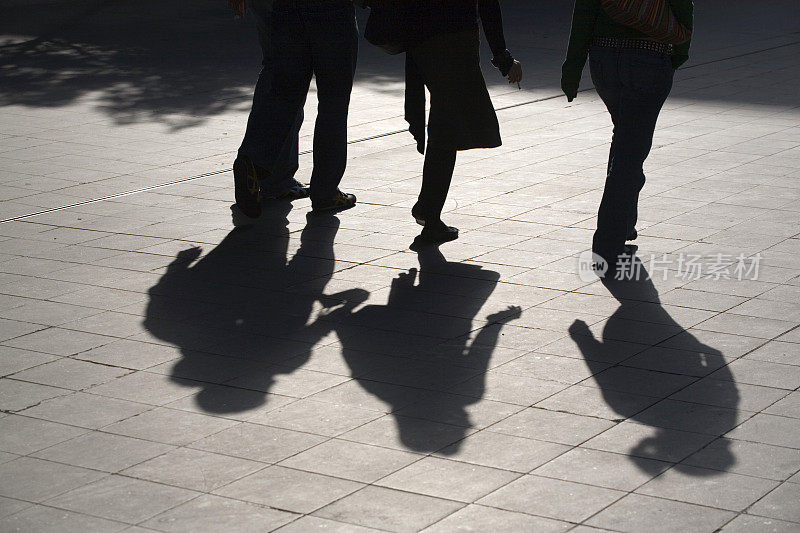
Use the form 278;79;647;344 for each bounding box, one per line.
1;1;800;531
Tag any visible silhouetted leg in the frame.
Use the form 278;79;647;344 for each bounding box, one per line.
239;1;312;179
415;141;457;223
305;1;358;204
591;48;673;262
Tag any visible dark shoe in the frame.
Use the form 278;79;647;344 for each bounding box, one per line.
418;220;458;243
627;228;638;241
312;190;357;213
273;183;310;201
233;156;262;220
592;244;638;279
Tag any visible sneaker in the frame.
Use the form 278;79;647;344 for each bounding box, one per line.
274;183;310;201
418;220;458;243
233;156;262;220
312;190;357;213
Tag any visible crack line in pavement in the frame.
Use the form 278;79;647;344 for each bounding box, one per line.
3;39;800;225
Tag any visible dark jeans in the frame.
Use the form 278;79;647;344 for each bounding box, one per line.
589;46;674;259
416;142;457;223
239;0;358;204
239;0;303;196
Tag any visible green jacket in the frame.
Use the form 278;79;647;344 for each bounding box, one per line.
561;0;693;100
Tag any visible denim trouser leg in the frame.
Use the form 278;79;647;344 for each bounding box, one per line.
302;1;358;204
590;47;674;259
238;0;304;195
241;0;357;204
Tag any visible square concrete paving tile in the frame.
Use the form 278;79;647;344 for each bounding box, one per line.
10;358;131;390
764;391;800;418
637;464;780;511
635;399;747;435
47;475;199;524
670;378;788;412
447;369;569;406
488;407;615;446
0;378;70;411
533;447;671;491
279;438;420;483
683;437;800;481
76;339;181;370
141;494;295;533
658;330;765;359
0;457;105;503
341;415;476;454
535;384;660;420
744;341;800;366
87;371;198;405
726;413;800;449
0;318;46;343
214;465;363;514
695;313;796;339
190;422;325;463
0;345;57;377
494;352;609;385
476;474;624;523
252;397;382;437
394;392;524;430
0;300;102;327
0;414;87;455
747;482;800;523
31;431;173;472
719;514;800;532
623;345;732;377
582;366;697;399
0;505;128;533
275;515;383;532
315;485;464;533
420;504;571;533
710;359;800;390
376;456;521;503
436;430;570;472
586;493;735;533
3;328;115;356
0;496;32;519
103;407;237;446
18;391;151;429
121;447;265;492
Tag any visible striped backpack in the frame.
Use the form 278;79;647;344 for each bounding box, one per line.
600;0;692;45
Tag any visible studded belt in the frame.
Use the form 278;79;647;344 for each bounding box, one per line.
592;37;673;55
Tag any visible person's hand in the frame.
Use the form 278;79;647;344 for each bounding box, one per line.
227;0;246;17
506;60;522;85
560;78;578;102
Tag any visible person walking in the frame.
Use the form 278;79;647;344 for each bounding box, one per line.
403;0;523;243
229;0;361;221
561;0;693;272
232;0;308;215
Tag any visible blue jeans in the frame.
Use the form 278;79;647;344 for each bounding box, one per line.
240;0;358;204
589;46;674;259
238;0;304;196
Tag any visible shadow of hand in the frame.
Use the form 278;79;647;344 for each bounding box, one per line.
487;305;522;324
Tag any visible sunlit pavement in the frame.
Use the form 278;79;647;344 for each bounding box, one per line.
1;2;799;532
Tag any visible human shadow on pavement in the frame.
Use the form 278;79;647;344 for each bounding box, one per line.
145;202;345;414
569;262;739;475
313;244;521;454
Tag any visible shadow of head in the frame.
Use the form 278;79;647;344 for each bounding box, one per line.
569;263;739;475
